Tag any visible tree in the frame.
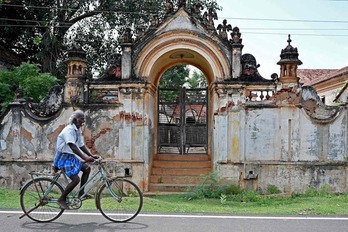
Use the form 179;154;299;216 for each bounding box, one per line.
0;0;221;78
0;0;124;77
187;69;207;88
159;64;190;88
0;62;59;114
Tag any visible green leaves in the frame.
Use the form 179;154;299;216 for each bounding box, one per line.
33;36;42;45
159;65;190;88
1;0;222;79
0;62;59;113
21;73;58;102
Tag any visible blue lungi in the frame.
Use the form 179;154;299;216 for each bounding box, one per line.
53;151;83;177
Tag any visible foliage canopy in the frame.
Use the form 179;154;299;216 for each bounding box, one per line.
0;62;59;114
0;0;221;79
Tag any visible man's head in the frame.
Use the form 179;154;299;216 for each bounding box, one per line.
69;110;85;128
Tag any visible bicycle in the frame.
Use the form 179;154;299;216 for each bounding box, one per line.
19;157;143;223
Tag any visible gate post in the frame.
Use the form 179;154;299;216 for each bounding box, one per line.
231;27;244;79
8;92;26;159
121;28;133;80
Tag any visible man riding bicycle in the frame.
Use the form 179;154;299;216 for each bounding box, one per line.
53;110;99;210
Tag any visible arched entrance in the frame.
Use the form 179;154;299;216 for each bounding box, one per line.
132;9;231;191
135;37;230;157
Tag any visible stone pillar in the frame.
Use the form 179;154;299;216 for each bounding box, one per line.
121;28;133;80
64;46;87;104
9;93;26;159
230;27;243;79
232;44;243;79
213;84;245;164
118;84;148;161
212;85;230;164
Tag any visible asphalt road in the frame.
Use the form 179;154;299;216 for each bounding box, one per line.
1;210;348;232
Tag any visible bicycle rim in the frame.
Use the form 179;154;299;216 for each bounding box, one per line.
97;178;143;222
20;177;64;222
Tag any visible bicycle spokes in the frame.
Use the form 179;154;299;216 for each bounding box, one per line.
97;178;143;223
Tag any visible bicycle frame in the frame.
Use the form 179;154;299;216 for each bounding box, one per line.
63;163;107;201
21;160;115;208
20;158;143;223
60;160;122;205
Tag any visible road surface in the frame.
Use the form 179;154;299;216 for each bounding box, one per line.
1;210;348;232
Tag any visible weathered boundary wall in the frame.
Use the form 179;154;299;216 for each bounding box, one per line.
0;85;348;194
214;92;348;193
0;83;154;191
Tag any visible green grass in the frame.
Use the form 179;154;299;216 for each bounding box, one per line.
3;187;348;215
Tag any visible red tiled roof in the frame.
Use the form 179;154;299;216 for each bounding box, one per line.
297;69;337;85
298;66;348;86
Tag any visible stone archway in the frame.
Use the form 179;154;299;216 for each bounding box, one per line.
135;31;231;155
135;32;230;85
128;8;238;191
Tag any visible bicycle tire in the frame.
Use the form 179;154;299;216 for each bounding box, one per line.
97;178;143;223
20;177;64;222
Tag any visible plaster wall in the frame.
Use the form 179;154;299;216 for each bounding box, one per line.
214;103;348;193
0;84;154;191
1;97;347;193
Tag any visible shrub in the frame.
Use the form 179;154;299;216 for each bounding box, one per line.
266;185;281;195
185;171;245;200
304;184;332;197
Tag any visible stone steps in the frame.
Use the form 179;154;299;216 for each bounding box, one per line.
149;154;212;193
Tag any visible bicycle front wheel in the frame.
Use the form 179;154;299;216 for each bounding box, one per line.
97;178;143;222
20;177;64;222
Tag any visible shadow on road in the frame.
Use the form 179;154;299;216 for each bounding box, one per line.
21;221;148;231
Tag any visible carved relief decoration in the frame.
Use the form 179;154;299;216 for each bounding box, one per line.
24;85;63;119
301;86;341;122
190;1;203;19
66;78;82;104
202;7;218;31
165;0;174;15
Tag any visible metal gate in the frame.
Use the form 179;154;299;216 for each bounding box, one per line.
157;88;208;154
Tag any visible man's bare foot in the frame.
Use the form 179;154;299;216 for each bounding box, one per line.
57;198;70;210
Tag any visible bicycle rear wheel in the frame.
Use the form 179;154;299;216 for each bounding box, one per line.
20;177;64;222
97;178;143;222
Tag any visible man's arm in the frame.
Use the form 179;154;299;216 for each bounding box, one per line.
68;143;94;162
80;145;99;159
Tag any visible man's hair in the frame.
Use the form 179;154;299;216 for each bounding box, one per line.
69;110;84;124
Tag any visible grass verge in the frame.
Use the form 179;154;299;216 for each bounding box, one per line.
3;187;348;215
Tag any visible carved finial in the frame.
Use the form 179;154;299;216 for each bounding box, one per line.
191;0;203;18
202;7;218;31
150;14;159;27
122;28;133;43
165;0;174;15
177;0;186;8
287;34;292;46
230;26;242;45
217;19;232;40
16;86;23;99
